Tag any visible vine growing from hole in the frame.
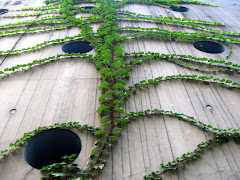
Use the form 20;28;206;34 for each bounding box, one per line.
0;0;240;179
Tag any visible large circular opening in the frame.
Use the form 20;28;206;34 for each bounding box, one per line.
62;41;94;54
170;6;190;12
194;41;225;53
0;9;8;15
24;129;82;169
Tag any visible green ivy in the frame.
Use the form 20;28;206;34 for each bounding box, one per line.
0;0;239;179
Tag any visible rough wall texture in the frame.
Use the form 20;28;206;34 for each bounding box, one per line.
0;0;240;179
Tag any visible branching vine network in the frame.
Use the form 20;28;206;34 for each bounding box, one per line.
0;0;240;179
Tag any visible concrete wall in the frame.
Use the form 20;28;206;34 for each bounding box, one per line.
0;0;239;179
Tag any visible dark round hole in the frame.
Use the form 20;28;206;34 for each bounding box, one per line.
24;129;82;169
206;105;212;110
194;41;225;54
82;6;95;9
10;109;16;114
170;6;189;12
0;9;8;15
62;41;93;54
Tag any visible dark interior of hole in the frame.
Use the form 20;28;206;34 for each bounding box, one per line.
62;41;93;54
82;6;95;9
0;9;8;15
194;41;225;54
24;129;81;169
170;6;189;12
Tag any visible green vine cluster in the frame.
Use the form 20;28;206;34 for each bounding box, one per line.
0;0;240;179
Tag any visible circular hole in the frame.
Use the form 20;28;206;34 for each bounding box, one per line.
194;41;225;54
24;129;82;169
0;9;8;15
170;6;190;12
10;109;16;114
81;6;95;9
206;105;212;110
62;41;94;54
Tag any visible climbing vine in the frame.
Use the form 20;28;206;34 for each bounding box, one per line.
0;0;240;179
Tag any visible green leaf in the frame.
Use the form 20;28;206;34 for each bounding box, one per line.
113;128;123;131
114;108;125;113
98;81;110;90
99;158;108;162
112;83;123;89
101;122;108;127
48;172;69;177
109;136;119;140
89;151;97;157
96;105;110;113
100;68;111;74
113;100;124;107
117;69;129;74
94;164;104;169
95;130;106;135
115;118;129;123
101;115;109;122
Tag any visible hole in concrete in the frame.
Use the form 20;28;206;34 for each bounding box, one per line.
170;6;190;12
0;9;9;15
81;6;95;9
24;129;82;169
194;41;225;54
62;41;93;54
206;105;212;110
10;109;16;114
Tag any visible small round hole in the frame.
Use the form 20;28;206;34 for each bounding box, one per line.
0;9;8;15
170;6;190;12
10;109;16;114
24;129;82;169
206;105;212;110
62;41;94;54
194;41;225;54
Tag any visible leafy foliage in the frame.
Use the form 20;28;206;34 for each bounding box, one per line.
0;0;239;179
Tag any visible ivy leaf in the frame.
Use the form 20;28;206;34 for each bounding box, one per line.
87;160;93;164
116;79;127;85
105;38;113;43
98;81;110;90
113;100;124;107
117;69;129;74
101;115;109;122
114;108;125;113
100;68;111;74
95;130;106;135
148;79;154;83
94;164;104;169
89;151;97;157
109;136;119;140
110;58;122;67
101;122;108;127
115;118;129;123
48;172;69;177
96;105;110;113
113;128;123;131
99;158;108;162
112;83;123;89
